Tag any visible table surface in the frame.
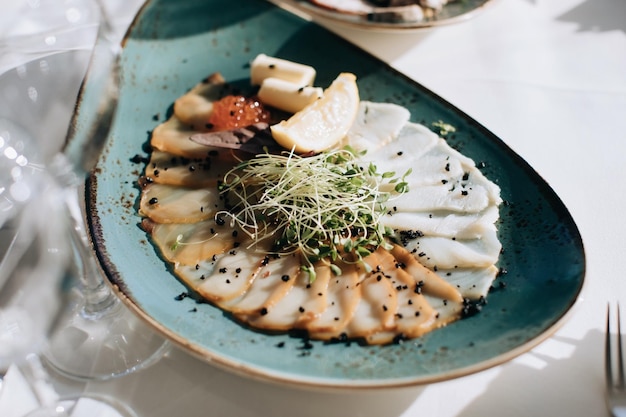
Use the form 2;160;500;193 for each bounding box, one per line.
2;0;625;416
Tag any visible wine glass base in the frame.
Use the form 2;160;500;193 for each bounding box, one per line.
24;394;138;417
43;296;170;382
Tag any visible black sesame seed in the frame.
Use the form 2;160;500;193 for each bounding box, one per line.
130;154;147;164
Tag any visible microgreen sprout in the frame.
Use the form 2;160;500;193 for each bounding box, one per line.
432;120;456;137
170;234;184;251
217;148;409;281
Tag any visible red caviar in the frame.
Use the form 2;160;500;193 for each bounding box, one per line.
208;95;270;130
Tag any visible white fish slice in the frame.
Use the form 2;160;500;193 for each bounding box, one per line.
438;265;500;300
343;101;410;152
151;116;219;159
139;183;219;224
147;219;236;267
176;259;218;289
364;275;444;345
381;206;500;240
376;153;465;189
222;253;300;315
344;272;398;337
402;227;502;270
190;247;265;302
305;264;361;337
360;122;439;173
389;244;463;302
173;72;226;128
391;181;492;213
250;264;332;330
145;150;229;188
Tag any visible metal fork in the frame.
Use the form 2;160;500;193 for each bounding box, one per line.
606;304;626;417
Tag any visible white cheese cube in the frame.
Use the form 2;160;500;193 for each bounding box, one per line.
258;77;323;114
250;54;316;86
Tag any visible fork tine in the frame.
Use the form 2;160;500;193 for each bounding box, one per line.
618;304;624;389
607;303;614;389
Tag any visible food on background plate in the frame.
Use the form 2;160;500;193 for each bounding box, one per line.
137;54;502;345
308;0;454;22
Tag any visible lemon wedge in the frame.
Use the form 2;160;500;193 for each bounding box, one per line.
270;72;359;153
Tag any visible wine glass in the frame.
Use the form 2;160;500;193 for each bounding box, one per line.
0;0;169;384
0;159;134;417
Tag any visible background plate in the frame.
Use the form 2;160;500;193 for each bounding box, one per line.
84;0;585;389
272;0;496;31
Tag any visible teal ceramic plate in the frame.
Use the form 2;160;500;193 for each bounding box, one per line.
84;0;585;389
272;0;496;31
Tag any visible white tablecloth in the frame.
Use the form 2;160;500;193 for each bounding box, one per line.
2;0;625;415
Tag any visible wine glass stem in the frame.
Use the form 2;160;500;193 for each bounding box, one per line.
65;182;118;317
48;152;118;317
69;220;118;317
